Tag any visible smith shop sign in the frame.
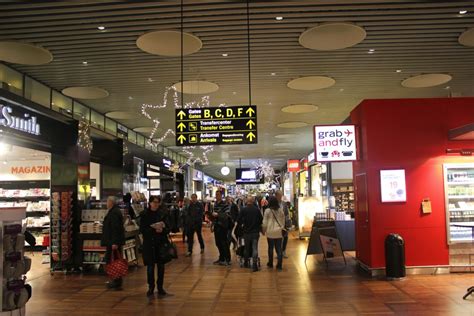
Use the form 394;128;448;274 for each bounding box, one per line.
175;105;257;146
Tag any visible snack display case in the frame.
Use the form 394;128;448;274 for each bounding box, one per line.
444;163;474;243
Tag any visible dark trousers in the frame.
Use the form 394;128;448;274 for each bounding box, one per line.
187;225;205;253
147;263;165;291
214;226;231;262
282;234;288;252
244;232;259;265
267;238;283;267
105;246;123;286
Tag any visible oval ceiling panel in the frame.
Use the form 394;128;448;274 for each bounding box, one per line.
277;121;308;128
136;30;202;57
0;41;53;65
299;22;366;51
287;76;335;91
172;80;219;94
105;111;136;120
281;104;319;114
459;28;474;47
62;87;109;99
401;74;452;88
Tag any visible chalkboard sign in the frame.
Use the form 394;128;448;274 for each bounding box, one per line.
305;220;346;266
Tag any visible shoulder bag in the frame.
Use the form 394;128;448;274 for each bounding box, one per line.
270;209;287;237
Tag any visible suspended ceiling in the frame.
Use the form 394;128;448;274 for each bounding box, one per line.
1;0;473;180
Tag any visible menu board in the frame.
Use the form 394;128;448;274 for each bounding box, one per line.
314;125;357;162
380;169;407;202
175;105;257;146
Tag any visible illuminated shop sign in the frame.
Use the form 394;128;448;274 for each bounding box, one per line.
307;151;315;163
314;125;357;162
0;104;40;136
163;159;172;168
287;160;300;172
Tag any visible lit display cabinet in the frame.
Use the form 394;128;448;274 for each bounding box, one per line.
444;163;474;243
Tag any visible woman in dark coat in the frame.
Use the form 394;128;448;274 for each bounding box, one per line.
139;195;172;298
101;196;125;289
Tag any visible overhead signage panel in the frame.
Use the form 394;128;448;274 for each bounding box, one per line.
314;125;357;162
175;105;257;146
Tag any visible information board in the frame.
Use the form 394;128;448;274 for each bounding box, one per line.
380;169;406;202
175;105;257;146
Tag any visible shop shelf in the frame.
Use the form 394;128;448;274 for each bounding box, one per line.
82;262;106;265
447;181;474;185
122;245;136;251
0;196;50;201
450;209;474;212
82;248;106;252
448;195;474;199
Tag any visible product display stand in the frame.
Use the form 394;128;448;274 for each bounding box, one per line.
0;207;30;315
50;190;73;273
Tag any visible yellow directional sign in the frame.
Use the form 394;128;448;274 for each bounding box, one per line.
246;131;256;141
177;134;186;144
177;110;186;119
175;105;257;146
246;120;255;129
246;107;255;117
177;122;186;132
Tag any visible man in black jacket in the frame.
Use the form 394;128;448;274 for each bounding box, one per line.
185;194;205;256
101;196;125;289
237;196;263;272
209;191;231;265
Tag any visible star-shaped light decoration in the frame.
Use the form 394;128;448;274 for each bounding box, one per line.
252;159;281;187
141;86;226;166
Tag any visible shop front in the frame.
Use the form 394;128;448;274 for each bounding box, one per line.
0;90;79;274
351;97;474;275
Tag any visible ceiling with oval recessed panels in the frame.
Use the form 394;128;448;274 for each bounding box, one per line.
0;1;473;180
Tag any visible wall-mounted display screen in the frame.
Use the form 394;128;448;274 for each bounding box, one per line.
235;168;263;184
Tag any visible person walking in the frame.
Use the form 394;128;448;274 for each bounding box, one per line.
275;190;291;258
226;196;239;250
237;196;262;272
185;193;205;256
208;191;232;265
262;196;285;271
101;196;125;289
139;195;172;298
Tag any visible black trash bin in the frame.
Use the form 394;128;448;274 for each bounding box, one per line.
385;233;406;279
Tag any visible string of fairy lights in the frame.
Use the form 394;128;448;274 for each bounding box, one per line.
77;121;93;154
140;86;228;166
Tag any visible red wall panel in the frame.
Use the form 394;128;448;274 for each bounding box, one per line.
351;97;474;268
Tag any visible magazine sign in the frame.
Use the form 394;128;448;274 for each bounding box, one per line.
314;125;357;162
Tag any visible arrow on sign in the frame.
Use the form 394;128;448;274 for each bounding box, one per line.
246;107;255;117
177;110;186;119
246;120;255;129
177;134;186;144
246;132;256;141
177;122;186;132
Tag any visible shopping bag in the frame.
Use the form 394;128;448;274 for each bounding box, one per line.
105;249;128;280
157;236;178;264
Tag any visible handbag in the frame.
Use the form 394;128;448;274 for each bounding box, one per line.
157;235;178;264
105;249;128;280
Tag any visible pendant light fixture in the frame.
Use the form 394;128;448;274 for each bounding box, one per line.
221;162;230;176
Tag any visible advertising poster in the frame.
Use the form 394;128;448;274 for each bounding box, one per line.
314;125;357;162
319;234;344;259
380;169;407;202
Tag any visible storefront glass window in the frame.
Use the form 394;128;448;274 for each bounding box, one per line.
0;64;23;96
128;130;137;144
73;101;90;121
51;90;72;116
91;110;105;130
105;118;117;135
24;77;50;108
137;134;145;147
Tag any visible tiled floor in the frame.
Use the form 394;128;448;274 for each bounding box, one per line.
25;229;474;315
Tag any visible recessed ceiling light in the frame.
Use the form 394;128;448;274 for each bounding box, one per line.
339;88;344;92
98;26;105;30
128;96;133;100
445;86;451;90
232;91;236;95
148;78;154;82
459;10;468;15
222;53;228;57
396;69;402;73
368;49;375;54
276;16;283;21
82;61;88;65
271;72;276;76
